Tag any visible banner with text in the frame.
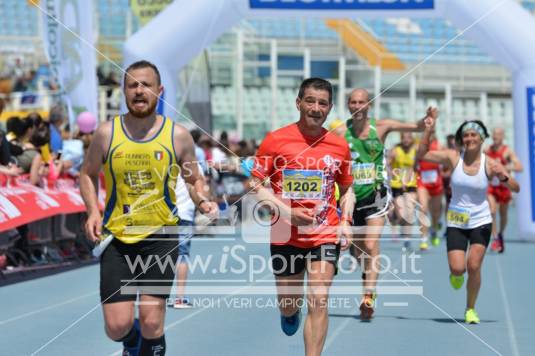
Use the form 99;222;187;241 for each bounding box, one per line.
41;0;98;127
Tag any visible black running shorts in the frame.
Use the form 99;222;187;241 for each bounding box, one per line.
100;234;179;303
352;186;390;227
446;223;492;252
270;243;340;277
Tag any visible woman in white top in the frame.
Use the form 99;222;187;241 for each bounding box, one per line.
417;118;519;324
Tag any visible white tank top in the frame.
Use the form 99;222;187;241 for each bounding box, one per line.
175;176;195;222
447;152;492;229
174;163;204;222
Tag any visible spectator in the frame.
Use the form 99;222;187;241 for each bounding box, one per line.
0;99;19;172
17;122;61;186
48;104;66;153
190;129;207;172
198;134;213;161
5;116;26;156
62;114;96;177
102;71;120;99
211;140;227;164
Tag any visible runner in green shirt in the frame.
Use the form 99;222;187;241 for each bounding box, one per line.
341;88;438;320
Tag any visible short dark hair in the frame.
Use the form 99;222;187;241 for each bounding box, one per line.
6;116;33;138
27;112;43;127
455;120;489;146
190;129;202;144
30;122;50;147
298;77;333;103
124;60;161;86
49;104;66;124
6;116;22;136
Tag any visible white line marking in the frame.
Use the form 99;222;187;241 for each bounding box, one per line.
383;302;408;307
0;291;98;326
495;258;520;356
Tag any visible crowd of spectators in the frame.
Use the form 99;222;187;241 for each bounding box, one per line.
0;98;96;271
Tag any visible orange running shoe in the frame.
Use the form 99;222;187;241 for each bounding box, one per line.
359;292;376;321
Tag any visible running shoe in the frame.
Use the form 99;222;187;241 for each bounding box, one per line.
497;233;505;254
122;318;141;356
465;308;480;324
280;309;301;336
419;241;429;251
173;297;193;309
359;292;376;321
449;273;464;290
431;230;440;246
490;237;500;252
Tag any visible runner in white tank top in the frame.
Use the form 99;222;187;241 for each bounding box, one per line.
448;151;492;229
417;118;519;325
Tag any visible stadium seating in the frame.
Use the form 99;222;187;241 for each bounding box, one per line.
212;85;514;141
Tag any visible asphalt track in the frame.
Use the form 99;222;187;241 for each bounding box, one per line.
0;213;533;356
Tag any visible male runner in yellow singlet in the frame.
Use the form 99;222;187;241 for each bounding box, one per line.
80;60;217;356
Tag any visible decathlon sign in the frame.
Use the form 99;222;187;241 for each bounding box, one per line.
249;0;434;10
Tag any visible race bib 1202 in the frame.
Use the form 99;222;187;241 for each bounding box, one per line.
282;169;324;200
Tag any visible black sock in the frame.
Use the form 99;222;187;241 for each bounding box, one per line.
117;323;139;348
140;334;166;356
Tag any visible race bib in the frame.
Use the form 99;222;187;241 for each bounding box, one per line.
353;163;375;185
447;206;470;227
491;176;501;187
421;170;438;184
282;169;324;200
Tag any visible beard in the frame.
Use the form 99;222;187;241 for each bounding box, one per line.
126;98;158;118
351;109;366;120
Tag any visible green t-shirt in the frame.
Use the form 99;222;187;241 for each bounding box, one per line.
344;118;386;200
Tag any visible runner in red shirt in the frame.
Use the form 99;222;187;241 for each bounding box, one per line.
417;131;443;250
250;78;353;355
486;127;522;253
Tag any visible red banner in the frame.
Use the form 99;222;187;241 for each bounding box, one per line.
0;175;103;232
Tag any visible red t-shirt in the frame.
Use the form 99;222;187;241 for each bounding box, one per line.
417;140;442;187
252;123;353;248
486;144;510;189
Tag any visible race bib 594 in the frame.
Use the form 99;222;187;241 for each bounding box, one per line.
447;206;470;227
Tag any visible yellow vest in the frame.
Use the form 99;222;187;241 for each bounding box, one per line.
103;115;179;243
390;145;417;189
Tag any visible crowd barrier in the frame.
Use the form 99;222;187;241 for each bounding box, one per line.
0;174;104;232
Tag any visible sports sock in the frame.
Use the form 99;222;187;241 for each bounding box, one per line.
140;334;166;356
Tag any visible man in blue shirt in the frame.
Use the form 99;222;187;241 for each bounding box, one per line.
48;105;65;153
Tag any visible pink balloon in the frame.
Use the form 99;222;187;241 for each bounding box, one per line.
76;111;97;133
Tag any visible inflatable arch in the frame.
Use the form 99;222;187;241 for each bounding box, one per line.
124;0;535;240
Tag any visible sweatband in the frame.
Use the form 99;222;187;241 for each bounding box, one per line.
462;122;486;139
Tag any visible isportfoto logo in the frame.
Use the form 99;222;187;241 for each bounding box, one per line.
119;243;423;296
249;0;434;10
